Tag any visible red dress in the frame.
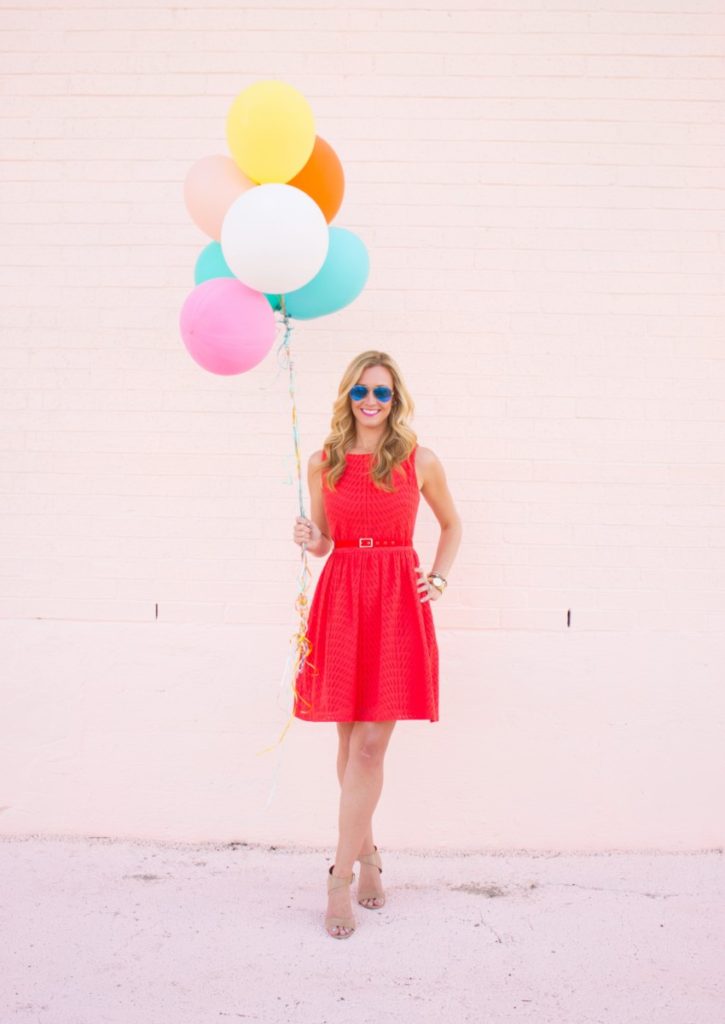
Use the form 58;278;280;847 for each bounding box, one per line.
293;444;439;722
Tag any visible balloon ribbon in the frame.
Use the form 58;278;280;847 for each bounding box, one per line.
257;296;317;758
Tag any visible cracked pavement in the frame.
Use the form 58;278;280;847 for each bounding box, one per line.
2;837;723;1023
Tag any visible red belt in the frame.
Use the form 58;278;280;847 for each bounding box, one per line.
334;537;413;548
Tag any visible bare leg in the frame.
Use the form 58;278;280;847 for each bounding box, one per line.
327;720;396;935
335;722;385;908
335;723;375;857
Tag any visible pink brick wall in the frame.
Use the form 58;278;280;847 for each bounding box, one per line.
2;1;725;849
2;0;725;634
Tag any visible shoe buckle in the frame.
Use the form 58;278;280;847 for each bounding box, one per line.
359;537;373;547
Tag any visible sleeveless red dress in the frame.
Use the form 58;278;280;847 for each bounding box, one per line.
293;444;439;722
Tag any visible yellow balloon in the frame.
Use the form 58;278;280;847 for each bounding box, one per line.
226;80;316;185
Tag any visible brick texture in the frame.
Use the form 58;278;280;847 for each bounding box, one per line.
1;0;725;632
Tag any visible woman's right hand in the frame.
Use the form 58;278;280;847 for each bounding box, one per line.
293;515;323;550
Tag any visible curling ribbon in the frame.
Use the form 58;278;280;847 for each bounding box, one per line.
257;295;318;770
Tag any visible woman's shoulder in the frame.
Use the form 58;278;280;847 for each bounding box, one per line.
413;445;437;467
412;445;443;485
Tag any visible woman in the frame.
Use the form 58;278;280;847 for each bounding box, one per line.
291;351;462;938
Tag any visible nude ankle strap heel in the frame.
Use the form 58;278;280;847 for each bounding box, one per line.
326;864;357;938
356;845;385;909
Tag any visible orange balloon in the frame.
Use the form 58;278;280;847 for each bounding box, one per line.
287;136;345;223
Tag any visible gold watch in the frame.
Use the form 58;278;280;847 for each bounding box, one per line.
427;572;447;595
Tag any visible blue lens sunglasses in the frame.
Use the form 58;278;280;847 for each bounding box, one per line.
349;385;394;403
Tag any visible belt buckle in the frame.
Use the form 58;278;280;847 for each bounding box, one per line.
359;537;373;547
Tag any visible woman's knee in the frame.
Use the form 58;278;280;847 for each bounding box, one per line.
349;721;395;766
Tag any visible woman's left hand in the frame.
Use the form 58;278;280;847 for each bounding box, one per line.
415;566;442;602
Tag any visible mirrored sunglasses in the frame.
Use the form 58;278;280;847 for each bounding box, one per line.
349;385;394;403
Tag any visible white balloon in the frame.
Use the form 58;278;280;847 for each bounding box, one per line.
220;183;329;294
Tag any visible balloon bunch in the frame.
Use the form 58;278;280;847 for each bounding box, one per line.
180;80;368;759
180;79;369;375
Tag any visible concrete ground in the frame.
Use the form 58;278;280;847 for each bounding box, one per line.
2;837;723;1024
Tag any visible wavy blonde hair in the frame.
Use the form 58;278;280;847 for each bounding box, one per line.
318;350;418;493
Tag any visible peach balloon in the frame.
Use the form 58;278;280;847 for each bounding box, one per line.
287;136;345;223
183;154;255;240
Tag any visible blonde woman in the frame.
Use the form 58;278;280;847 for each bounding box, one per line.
291;351;462;938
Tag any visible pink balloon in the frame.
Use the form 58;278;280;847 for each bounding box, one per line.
179;277;276;376
183;155;255;240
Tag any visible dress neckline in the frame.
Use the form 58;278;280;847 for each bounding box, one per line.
345;446;418;457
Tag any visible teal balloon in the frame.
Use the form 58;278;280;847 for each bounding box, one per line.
194;242;234;285
196;249;281;312
283;227;369;320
